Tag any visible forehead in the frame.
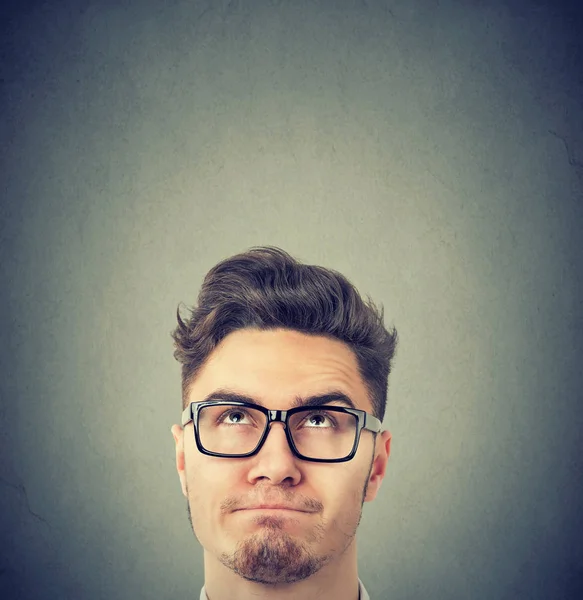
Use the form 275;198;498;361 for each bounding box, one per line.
189;328;370;410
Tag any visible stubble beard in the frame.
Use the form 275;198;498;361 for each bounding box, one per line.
185;445;375;585
219;516;328;585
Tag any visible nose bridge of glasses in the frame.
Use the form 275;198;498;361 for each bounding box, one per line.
265;410;289;438
268;409;287;424
262;410;296;450
255;412;292;455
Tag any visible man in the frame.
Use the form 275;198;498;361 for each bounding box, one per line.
170;246;398;600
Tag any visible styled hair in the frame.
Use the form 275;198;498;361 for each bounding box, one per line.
172;246;398;422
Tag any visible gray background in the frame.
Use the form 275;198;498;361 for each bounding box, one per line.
1;1;582;598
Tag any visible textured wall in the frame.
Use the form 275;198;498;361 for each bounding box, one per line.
1;1;582;598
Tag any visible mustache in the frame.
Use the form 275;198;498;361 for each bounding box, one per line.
220;490;323;514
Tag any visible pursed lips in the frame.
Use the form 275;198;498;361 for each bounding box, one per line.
236;505;311;512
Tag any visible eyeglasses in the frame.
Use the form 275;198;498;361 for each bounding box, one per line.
181;400;382;463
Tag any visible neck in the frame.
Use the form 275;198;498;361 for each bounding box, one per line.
203;537;360;600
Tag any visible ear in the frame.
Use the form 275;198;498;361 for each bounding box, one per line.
363;429;391;503
171;424;188;497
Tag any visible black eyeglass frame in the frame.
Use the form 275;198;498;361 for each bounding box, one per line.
181;400;382;463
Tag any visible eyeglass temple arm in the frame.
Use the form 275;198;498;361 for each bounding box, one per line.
181;405;193;428
364;412;383;433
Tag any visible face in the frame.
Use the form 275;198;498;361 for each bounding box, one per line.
171;328;391;585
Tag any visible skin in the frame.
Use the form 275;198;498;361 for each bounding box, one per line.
171;328;391;600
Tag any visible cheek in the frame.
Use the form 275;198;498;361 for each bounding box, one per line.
318;464;368;508
184;456;243;506
184;461;238;537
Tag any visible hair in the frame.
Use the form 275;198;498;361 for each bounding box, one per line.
172;246;398;422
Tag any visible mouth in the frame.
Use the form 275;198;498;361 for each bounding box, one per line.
247;508;301;512
236;506;312;513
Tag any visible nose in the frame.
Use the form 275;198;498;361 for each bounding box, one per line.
246;421;302;486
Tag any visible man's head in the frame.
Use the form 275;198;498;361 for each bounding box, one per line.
170;247;398;586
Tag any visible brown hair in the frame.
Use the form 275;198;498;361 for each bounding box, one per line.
172;246;398;421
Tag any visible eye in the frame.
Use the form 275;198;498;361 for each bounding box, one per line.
219;409;252;425
303;411;337;428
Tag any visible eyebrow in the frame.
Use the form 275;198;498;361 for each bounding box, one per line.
200;388;358;410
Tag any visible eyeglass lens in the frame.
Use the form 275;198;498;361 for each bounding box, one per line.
197;404;357;459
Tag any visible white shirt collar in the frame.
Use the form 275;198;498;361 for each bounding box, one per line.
200;577;370;599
